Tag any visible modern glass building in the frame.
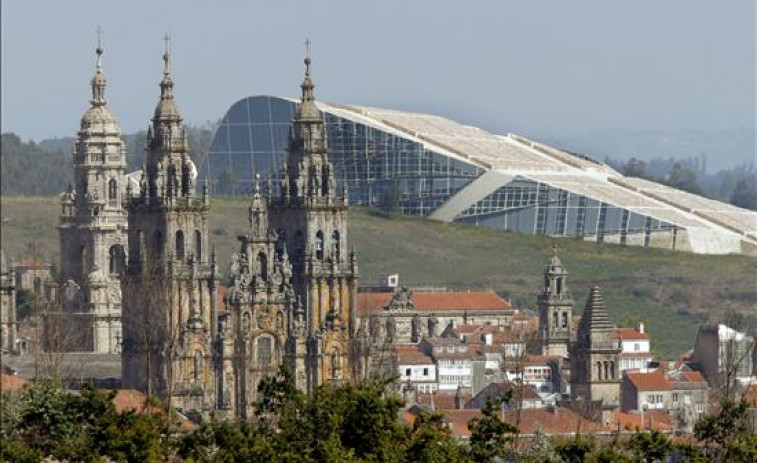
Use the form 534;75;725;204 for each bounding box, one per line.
199;96;757;255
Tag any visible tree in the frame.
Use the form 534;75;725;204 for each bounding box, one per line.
730;178;757;210
627;429;674;463
467;397;518;462
694;398;755;461
665;162;702;194
378;183;402;216
622;157;648;179
405;412;472;463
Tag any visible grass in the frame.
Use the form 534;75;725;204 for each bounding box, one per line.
2;195;755;358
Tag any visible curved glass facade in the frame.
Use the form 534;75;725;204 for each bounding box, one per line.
200;96;754;254
200;96;484;216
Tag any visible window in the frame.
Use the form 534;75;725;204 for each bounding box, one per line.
194;351;203;381
561;312;568;328
257;252;268;281
257;337;272;366
315;231;324;260
423;368;429;376
634;343;640;351
108;178;118;205
109;245;124;274
405;368;411;376
331;230;341;261
175;230;185;260
194;230;202;261
672;393;679;403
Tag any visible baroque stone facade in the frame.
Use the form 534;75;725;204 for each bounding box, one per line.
121;46;218;412
218;178;296;420
268;55;359;392
57;46;128;353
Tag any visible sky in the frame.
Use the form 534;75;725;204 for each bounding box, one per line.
1;0;755;167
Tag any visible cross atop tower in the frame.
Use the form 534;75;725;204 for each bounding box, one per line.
96;26;103;52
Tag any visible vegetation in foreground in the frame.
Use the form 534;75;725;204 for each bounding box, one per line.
1;370;756;462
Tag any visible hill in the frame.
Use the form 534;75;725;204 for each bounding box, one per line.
1;195;755;357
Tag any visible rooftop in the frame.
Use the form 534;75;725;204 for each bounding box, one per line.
358;291;512;313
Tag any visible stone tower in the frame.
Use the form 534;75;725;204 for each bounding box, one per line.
57;45;127;353
0;251;18;353
218;175;296;420
570;286;620;409
269;55;359;392
538;247;574;357
121;41;218;412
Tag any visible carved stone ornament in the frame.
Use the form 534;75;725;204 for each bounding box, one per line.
386;286;414;312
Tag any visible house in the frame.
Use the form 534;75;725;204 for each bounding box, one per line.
615;323;653;373
395;346;437;393
621;366;709;431
419;337;479;392
467;381;545;410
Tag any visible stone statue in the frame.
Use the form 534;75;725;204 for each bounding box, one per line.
428;314;438;338
411;313;422;343
386;315;396;342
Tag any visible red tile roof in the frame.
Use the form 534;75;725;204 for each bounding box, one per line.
613;410;673;432
625;370;671;391
615;327;650;341
357;291;511;313
417;393;469;411
679;371;706;383
397;351;435;366
0;374;27;392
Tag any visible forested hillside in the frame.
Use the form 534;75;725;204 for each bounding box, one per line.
0;126;214;196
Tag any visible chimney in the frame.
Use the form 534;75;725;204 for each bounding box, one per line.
638;321;645;334
454;385;464;409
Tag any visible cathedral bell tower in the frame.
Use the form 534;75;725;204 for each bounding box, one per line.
538;246;574;357
121;39;217;411
269;53;359;392
58;43;127;353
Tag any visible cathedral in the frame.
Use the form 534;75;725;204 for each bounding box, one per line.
58;45;128;353
109;42;358;417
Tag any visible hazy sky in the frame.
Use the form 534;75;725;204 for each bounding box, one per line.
2;1;754;155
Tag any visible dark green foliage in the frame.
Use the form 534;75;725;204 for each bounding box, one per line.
467;398;517;462
554;434;595;463
627;429;674;462
621;157;651;179
664;162;702;194
694;398;756;461
0;133;71;196
378;183;402;215
730;177;757;210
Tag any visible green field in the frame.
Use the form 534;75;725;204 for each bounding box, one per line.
2;195;755;357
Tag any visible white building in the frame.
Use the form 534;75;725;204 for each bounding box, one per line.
692;324;756;389
615;323;653;373
396;347;437;393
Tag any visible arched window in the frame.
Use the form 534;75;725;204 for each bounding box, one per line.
294;230;305;257
331;349;340;380
109;245;124;274
108;179;118;201
331;230;341;261
556;277;563;296
175;230;185;260
604;361;610;381
34;277;42;295
610;361;616;380
194;230;202;262
275;229;286;259
553;312;559;328
561;312;568;328
194;351;203;381
153;230;164;259
315;231;324;260
257;337;272;366
596;361;603;380
257;252;268;282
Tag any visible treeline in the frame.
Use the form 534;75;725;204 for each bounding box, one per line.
605;154;757;210
0;126;214;197
2;369;755;462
